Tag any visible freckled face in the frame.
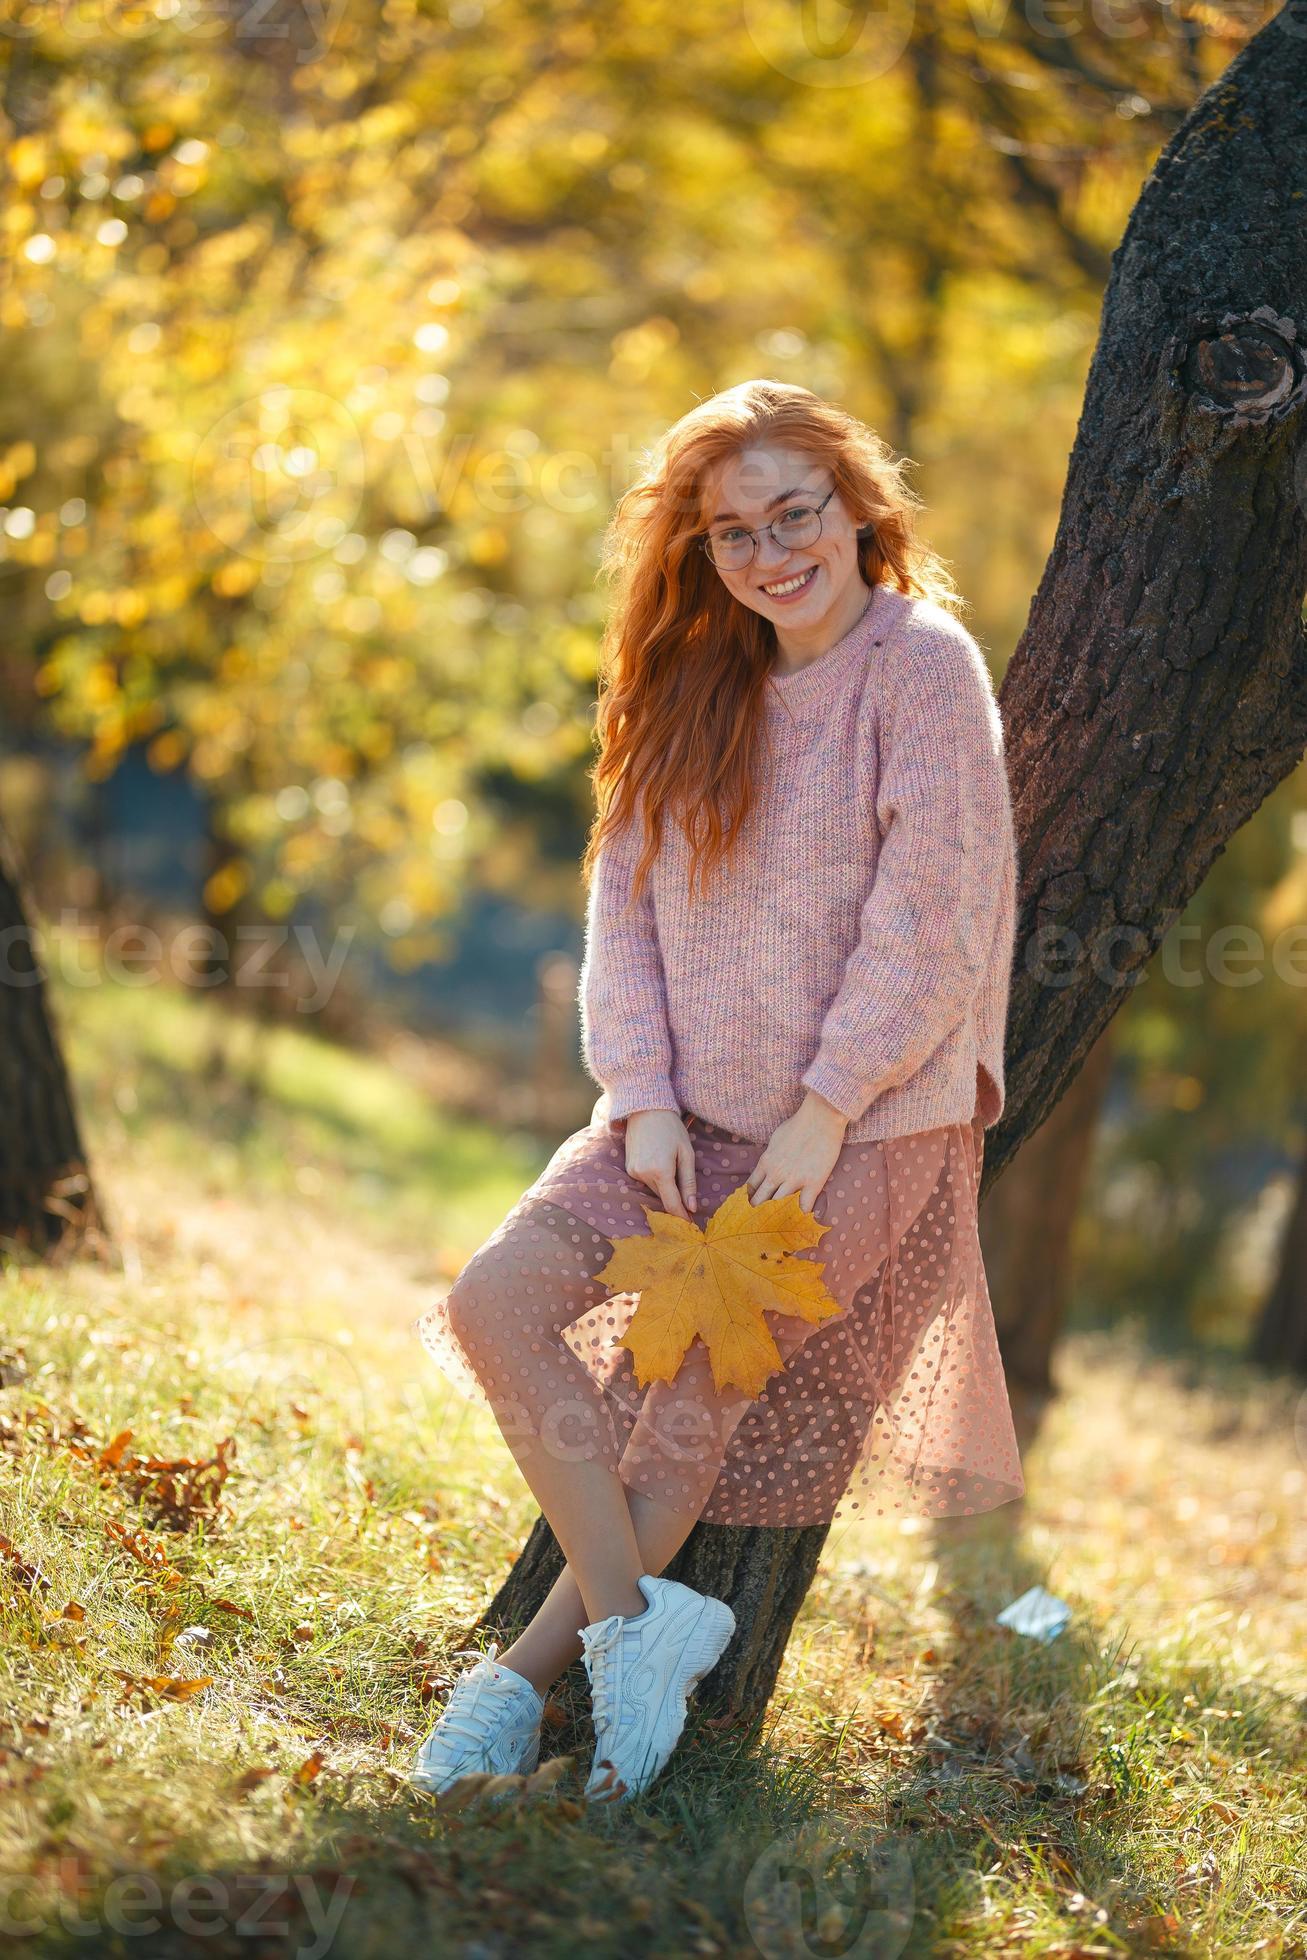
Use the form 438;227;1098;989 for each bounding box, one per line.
700;443;866;630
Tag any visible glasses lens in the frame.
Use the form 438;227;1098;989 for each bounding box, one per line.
774;508;821;549
706;531;753;569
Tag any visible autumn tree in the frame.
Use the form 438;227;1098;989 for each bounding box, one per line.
0;0;1238;949
0;820;104;1256
1253;1133;1307;1374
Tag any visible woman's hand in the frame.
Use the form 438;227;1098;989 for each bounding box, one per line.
746;1091;849;1212
624;1109;697;1221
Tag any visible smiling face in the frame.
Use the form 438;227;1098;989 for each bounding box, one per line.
699;442;869;649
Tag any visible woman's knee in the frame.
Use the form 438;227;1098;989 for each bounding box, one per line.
442;1209;596;1361
442;1231;527;1362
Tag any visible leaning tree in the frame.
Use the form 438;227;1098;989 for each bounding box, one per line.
1253;1131;1307;1374
0;822;106;1258
474;7;1307;1718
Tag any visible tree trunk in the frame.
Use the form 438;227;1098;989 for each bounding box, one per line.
1251;1127;1307;1373
0;821;107;1259
477;18;1307;1719
482;1509;828;1725
989;18;1307;1188
981;1025;1116;1448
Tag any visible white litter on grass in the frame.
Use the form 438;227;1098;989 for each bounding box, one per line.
995;1584;1072;1643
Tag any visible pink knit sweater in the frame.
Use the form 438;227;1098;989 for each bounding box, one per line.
578;581;1018;1147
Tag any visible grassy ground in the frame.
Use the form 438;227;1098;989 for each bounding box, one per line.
1;971;1304;1958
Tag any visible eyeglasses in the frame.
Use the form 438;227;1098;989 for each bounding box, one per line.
699;484;838;571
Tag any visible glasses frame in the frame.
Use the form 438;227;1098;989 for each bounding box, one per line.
698;483;839;571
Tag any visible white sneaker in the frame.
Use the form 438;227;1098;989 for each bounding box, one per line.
578;1573;736;1802
410;1641;545;1797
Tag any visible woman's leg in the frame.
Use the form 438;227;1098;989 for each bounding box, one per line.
496;1488;705;1694
441;1203;654;1628
441;1199;823;1696
495;1312;822;1695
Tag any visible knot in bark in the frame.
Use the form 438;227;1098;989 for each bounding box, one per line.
1169;305;1307;426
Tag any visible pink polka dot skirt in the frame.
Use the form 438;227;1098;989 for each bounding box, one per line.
415;1109;1025;1528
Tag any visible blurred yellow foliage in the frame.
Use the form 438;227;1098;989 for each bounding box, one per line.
0;0;1256;969
203;862;251;914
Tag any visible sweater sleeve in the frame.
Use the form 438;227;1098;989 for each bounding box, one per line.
799;617;1015;1126
577;799;682;1134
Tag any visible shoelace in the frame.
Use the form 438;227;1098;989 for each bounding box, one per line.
421;1641;536;1758
580;1619;626;1744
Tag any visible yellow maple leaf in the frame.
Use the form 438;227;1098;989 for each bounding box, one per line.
595;1184;845;1399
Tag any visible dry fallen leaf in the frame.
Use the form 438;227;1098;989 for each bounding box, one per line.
583;1759;628;1804
522;1754;573;1797
149;1675;214;1701
429;1770;509;1812
1203;1799;1240;1824
1129;1914;1183;1950
417;1751;574;1813
0;1533;52;1594
112;1671;215;1703
98;1430;135;1471
103;1521;185;1590
596;1184;843;1397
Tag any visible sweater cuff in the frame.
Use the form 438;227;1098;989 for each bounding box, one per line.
799;1057;881;1126
600;1078;682;1133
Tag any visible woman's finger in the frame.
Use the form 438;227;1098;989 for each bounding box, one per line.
677;1139;697;1215
655;1169;690;1220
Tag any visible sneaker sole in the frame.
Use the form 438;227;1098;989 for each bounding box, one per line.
410;1725;542;1797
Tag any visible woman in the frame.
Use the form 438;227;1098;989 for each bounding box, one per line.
411;379;1025;1805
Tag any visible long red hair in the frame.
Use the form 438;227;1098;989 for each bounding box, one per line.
582;379;965;906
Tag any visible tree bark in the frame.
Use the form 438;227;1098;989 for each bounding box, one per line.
981;1025;1116;1449
0;820;107;1259
1251;1127;1307;1374
477;14;1307;1720
989;9;1307;1188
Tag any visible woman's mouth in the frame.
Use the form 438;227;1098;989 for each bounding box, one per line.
759;563;818;602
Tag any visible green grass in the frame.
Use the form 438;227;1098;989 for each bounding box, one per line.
1;966;1304;1957
60;957;546;1262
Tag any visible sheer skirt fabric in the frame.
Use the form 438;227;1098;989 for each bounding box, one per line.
415;1110;1024;1528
